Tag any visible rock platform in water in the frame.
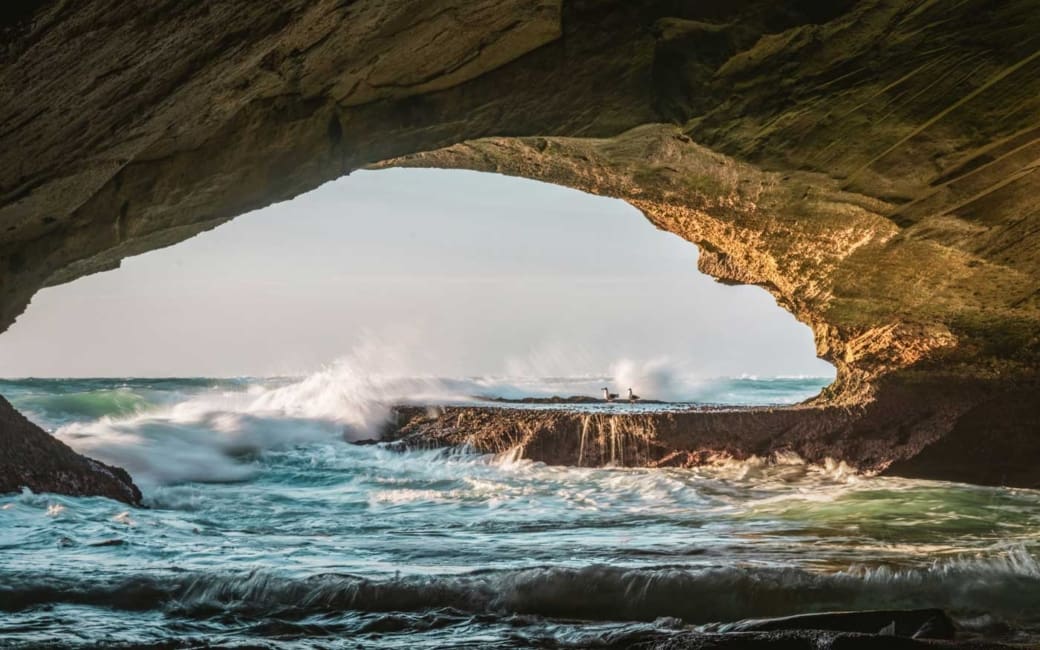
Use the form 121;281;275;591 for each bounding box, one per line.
384;374;1040;489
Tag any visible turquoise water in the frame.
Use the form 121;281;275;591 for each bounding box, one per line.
1;375;1039;648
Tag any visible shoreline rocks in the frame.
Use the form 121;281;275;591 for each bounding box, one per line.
643;630;1018;649
642;609;1018;649
383;374;1040;489
0;395;141;505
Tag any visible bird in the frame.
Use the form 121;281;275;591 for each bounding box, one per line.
628;388;640;402
602;387;619;402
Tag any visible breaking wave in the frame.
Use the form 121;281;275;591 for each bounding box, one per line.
2;367;1039;647
3;550;1039;628
0;352;831;486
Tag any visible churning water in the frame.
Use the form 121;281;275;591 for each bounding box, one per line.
1;370;1039;648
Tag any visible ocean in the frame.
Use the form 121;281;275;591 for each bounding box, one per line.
1;371;1038;648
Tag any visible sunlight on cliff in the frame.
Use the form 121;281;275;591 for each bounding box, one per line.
0;168;833;391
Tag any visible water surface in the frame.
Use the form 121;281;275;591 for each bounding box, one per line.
1;376;1037;648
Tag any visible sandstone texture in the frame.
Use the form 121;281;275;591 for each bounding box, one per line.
1;1;1038;490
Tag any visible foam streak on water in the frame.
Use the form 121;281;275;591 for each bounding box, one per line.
0;374;1038;648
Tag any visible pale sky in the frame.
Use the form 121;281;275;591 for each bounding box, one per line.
0;169;834;379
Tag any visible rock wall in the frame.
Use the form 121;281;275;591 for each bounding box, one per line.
0;0;1038;492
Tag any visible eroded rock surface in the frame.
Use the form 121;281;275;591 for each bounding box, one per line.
0;395;141;504
1;0;1038;489
386;375;1040;489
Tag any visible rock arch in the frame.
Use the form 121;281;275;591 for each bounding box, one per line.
1;0;1038;496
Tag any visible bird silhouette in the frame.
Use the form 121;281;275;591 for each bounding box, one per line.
602;387;619;401
628;388;640;402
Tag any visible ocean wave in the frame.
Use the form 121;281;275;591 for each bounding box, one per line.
37;349;831;487
47;349;464;485
0;377;253;424
16;389;153;423
3;551;1038;627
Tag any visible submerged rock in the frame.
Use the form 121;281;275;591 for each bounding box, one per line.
605;610;1000;648
646;630;1016;649
544;609;1009;649
0;395;141;505
710;609;955;639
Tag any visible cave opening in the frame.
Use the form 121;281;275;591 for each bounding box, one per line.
4;5;1040;645
0;168;833;405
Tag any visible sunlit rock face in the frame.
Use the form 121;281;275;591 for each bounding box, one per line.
0;0;1037;491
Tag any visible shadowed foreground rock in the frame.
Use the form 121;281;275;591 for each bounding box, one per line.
709;609;954;638
640;631;1015;650
583;609;1013;649
0;395;141;504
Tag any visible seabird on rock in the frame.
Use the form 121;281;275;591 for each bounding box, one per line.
602;387;619;402
628;388;640;402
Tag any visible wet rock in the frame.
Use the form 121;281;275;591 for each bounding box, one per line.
0;395;142;505
87;538;126;547
384;374;1040;489
711;609;955;640
646;630;1017;649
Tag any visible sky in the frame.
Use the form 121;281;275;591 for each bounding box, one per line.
0;169;834;379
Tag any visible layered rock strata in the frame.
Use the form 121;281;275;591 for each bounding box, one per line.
1;0;1038;492
386;377;1040;489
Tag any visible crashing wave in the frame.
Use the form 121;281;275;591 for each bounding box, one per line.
3;551;1039;628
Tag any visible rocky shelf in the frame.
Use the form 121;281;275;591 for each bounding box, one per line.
383;376;1040;489
477;395;671;405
